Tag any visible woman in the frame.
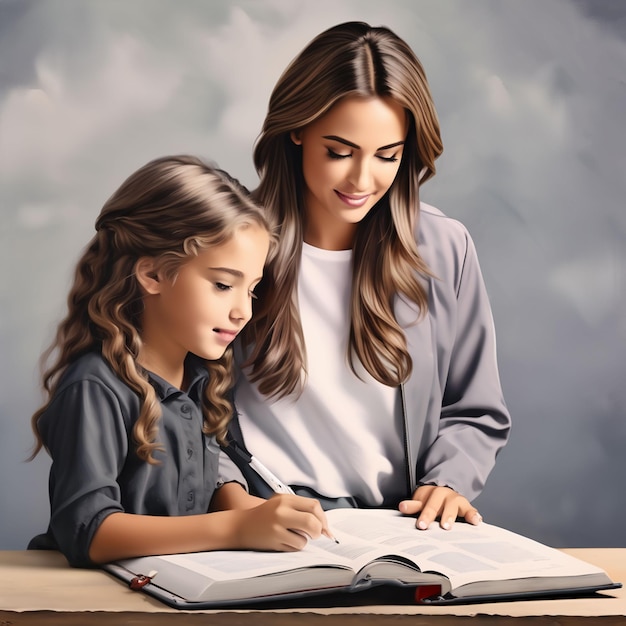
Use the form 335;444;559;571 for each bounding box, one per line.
229;22;511;531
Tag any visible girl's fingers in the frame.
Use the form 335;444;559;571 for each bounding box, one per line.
281;529;310;551
268;495;325;540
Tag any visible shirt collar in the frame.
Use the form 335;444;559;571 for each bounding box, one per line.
144;353;210;402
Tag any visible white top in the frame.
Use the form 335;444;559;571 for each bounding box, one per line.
235;242;405;505
234;204;511;504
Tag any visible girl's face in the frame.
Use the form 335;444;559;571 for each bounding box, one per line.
143;223;270;368
291;95;407;250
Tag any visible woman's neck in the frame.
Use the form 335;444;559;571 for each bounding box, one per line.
303;222;356;251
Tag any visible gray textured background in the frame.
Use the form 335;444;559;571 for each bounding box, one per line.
1;0;624;550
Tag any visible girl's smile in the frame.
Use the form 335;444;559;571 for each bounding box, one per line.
213;327;239;345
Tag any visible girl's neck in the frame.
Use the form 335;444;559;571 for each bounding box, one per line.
137;345;186;391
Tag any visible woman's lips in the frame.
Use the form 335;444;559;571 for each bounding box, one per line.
335;190;371;208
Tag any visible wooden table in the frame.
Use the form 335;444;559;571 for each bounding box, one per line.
0;549;624;624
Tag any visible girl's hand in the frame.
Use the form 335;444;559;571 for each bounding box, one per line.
398;485;482;530
233;494;329;551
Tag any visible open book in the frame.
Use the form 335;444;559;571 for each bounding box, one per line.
104;508;620;608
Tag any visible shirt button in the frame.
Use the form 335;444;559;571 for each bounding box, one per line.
186;491;195;509
181;404;191;413
187;448;193;459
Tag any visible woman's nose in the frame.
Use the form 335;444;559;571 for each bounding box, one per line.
347;157;372;191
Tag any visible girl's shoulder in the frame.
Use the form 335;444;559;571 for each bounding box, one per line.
59;351;119;385
40;352;140;438
55;352;138;409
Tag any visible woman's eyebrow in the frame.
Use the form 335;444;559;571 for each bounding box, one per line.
377;140;405;151
322;135;405;151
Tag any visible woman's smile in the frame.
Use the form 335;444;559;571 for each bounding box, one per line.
334;190;372;207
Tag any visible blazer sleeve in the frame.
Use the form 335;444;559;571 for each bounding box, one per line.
417;226;512;499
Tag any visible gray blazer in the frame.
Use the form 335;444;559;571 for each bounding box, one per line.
228;203;511;504
399;203;511;499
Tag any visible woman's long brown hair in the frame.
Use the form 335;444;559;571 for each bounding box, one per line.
243;21;443;398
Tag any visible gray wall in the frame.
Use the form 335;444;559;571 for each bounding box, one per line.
1;0;624;550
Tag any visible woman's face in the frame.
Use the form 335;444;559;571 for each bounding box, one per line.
291;95;407;250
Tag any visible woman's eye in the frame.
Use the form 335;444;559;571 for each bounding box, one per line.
377;154;399;163
215;282;232;291
327;148;351;160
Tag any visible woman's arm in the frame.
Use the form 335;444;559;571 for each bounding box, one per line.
399;214;511;529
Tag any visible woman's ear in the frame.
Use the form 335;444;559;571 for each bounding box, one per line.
135;257;161;295
290;130;302;146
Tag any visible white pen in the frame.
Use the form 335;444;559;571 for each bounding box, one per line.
230;442;339;543
248;455;295;495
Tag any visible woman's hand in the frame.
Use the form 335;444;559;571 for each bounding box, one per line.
398;485;482;530
232;494;330;551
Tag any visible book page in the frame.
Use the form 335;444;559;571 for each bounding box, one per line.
116;546;358;603
123;543;354;584
115;516;412;599
324;508;608;591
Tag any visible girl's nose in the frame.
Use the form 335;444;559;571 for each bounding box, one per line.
230;293;252;324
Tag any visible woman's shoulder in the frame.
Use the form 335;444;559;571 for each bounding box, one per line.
417;202;473;276
418;202;470;247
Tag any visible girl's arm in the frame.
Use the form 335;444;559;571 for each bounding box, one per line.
88;486;329;563
38;364;330;566
209;481;264;510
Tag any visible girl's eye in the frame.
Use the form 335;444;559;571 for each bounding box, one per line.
215;282;232;292
327;148;351;160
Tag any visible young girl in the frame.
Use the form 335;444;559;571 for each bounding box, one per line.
229;22;512;530
28;155;329;568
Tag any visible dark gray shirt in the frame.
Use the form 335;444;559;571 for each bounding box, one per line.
31;351;233;567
